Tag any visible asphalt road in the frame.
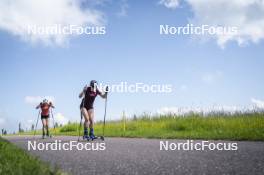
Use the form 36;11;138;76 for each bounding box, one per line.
4;136;264;175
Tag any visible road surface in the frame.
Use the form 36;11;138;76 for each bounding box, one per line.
4;136;264;175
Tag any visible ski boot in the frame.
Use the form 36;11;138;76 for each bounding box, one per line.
83;135;90;141
83;128;90;141
89;128;96;141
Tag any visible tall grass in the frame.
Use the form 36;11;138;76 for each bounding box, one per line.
0;137;63;175
55;112;264;141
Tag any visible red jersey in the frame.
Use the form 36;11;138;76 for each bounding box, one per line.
40;103;51;116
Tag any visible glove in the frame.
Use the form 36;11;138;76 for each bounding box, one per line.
51;103;55;108
105;86;109;94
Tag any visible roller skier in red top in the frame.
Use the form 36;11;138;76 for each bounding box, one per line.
36;99;55;139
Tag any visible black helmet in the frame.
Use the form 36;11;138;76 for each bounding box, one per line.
43;99;49;104
90;80;97;88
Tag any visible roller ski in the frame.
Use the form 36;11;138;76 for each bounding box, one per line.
42;134;52;139
83;135;90;141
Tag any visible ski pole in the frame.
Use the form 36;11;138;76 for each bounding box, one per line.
50;108;56;136
102;95;108;138
34;110;41;138
78;97;85;141
78;110;83;141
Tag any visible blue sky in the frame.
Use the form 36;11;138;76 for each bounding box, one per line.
0;0;264;132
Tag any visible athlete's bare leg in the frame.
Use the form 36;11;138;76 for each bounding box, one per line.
87;109;95;138
45;118;49;136
81;107;89;136
87;109;94;129
41;119;46;136
81;108;89;127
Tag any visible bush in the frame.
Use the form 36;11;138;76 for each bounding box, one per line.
60;123;78;132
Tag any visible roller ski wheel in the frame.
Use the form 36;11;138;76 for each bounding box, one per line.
100;136;105;141
89;134;97;141
83;135;90;141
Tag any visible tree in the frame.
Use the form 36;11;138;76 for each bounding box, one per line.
19;122;22;133
18;123;24;133
31;124;34;131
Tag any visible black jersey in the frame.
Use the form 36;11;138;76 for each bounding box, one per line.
80;86;102;110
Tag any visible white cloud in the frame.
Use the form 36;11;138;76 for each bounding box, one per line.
251;98;264;109
117;0;129;17
25;96;55;105
85;0;110;6
157;105;252;116
23;119;34;130
0;109;7;128
157;98;264;115
160;0;264;47
0;0;105;46
27;119;33;124
202;71;223;84
0;117;6;126
54;113;69;125
186;0;264;47
180;84;187;91
159;0;180;9
202;74;214;83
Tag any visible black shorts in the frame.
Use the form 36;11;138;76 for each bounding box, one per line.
41;115;49;119
80;105;94;111
80;101;93;111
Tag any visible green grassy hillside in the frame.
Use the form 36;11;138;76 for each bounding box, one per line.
22;112;264;141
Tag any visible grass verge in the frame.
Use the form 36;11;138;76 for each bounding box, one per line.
0;137;64;175
21;113;264;141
